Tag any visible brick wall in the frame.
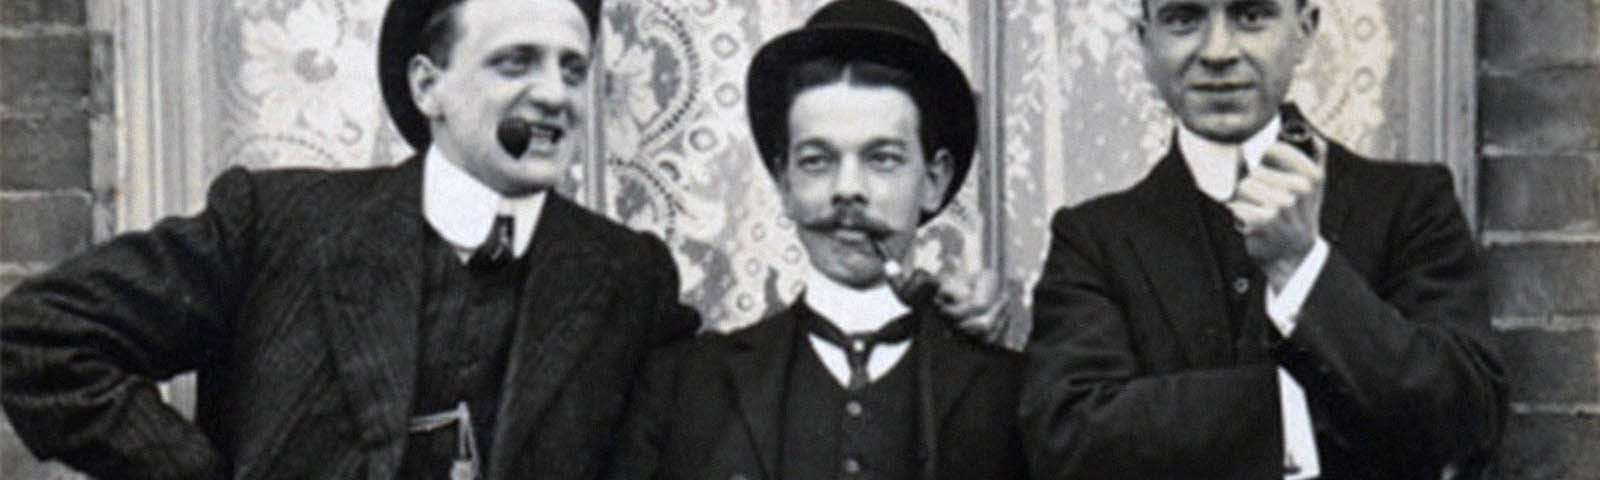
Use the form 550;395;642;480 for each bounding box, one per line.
1480;0;1600;478
1;0;108;477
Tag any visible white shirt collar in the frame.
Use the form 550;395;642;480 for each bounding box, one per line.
1178;115;1282;201
800;264;911;334
422;147;547;262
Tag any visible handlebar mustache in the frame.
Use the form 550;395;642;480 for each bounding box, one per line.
796;208;893;239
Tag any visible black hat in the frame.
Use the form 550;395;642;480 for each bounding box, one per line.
746;0;977;220
379;0;602;149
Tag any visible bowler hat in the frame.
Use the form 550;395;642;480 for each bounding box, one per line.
746;0;977;221
378;0;602;149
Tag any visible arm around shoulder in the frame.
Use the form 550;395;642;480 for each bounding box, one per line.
1;167;263;478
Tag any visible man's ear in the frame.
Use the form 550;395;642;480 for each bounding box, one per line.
919;148;954;214
408;55;443;118
1299;4;1320;36
1291;5;1320;64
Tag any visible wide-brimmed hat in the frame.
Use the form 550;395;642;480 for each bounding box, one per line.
378;0;602;149
746;0;977;220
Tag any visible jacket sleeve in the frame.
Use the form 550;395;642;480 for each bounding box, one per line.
1;168;261;479
638;233;701;346
607;338;689;480
1020;207;1282;479
1274;165;1506;470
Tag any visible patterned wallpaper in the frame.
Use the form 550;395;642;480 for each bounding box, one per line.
204;0;1401;330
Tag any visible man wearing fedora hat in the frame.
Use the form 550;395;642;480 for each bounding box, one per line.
609;1;1026;479
1;0;698;478
1021;0;1505;478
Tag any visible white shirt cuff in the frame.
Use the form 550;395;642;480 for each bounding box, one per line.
1279;368;1321;479
1264;238;1329;336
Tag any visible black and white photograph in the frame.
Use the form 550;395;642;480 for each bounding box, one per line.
0;0;1593;478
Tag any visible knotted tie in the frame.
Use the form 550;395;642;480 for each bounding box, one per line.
468;215;514;270
801;311;916;390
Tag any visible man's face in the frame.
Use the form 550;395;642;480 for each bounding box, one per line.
1139;0;1316;142
779;82;951;288
410;0;590;195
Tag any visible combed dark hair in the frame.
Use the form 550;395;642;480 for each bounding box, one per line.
769;57;941;172
416;0;470;66
1140;0;1307;18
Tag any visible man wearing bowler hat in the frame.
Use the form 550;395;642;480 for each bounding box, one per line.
1;0;697;478
609;1;1026;479
1021;0;1506;477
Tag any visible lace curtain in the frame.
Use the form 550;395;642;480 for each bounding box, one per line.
203;0;1400;330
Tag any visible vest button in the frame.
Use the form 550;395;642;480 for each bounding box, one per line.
1233;277;1250;294
845;400;864;417
842;458;861;475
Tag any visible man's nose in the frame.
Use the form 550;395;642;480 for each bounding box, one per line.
521;63;571;116
830;157;869;207
1197;17;1239;70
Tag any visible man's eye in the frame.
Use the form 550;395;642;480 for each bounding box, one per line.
793;154;831;172
866;152;905;169
1156;9;1204;33
1232;5;1278;29
491;54;533;75
561;57;590;86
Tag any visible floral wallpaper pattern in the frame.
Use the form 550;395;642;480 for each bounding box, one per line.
210;0;1397;330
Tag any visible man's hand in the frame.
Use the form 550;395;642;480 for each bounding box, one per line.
935;269;1024;348
1226;138;1326;291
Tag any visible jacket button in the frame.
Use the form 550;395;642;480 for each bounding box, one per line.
842;458;861;474
1233;277;1250;294
730;474;750;480
846;401;864;417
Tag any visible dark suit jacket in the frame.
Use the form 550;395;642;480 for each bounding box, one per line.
1021;136;1506;479
0;156;699;479
611;294;1028;480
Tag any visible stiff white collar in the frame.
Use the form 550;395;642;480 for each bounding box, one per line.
1178;115;1282;201
800;264;910;334
422;147;547;262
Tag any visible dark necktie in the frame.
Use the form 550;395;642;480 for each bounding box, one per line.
801;310;916;390
468;215;514;270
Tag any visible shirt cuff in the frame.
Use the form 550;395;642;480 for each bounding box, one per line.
1264;238;1329;336
1279;367;1321;479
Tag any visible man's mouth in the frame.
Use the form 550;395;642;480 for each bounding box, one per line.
497;118;567;158
1189;81;1255;93
830;228;874;244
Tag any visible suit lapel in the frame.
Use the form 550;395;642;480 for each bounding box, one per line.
315;157;425;457
487;195;618;479
1125;147;1234;366
725;306;801;479
1318;142;1355;244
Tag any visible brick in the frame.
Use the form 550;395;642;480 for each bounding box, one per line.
0;0;86;26
1;115;91;190
1480;67;1600;153
1480;0;1600;70
1481;155;1600;231
1488;243;1600;317
1496;330;1600;403
0;35;92;114
0;193;91;263
1489;412;1600;479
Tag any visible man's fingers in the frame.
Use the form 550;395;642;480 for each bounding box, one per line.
1226;201;1276;230
1236;179;1296;209
1261;143;1323;181
1243;167;1314;196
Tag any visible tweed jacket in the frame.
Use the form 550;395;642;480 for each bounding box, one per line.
610;289;1028;480
0;156;699;479
1020;133;1507;479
